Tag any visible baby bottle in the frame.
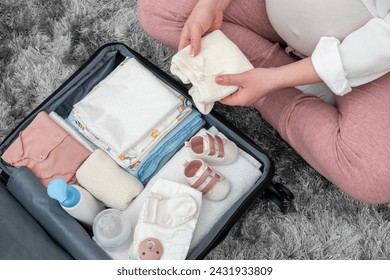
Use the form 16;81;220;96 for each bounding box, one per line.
92;209;132;252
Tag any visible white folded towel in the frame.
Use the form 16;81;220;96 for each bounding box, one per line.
171;30;254;114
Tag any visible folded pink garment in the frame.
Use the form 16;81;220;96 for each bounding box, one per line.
1;112;91;187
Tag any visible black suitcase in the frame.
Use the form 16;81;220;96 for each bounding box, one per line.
0;43;294;260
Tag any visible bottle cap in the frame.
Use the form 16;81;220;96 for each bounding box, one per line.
92;209;132;249
47;178;81;208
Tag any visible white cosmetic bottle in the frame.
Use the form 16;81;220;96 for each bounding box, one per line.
47;178;105;226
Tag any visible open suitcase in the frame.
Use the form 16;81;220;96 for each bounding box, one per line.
0;43;294;260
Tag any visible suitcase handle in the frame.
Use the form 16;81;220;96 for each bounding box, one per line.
263;182;295;213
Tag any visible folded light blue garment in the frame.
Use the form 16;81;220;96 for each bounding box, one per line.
132;110;205;184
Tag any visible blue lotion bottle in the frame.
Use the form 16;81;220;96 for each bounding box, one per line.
48;178;105;226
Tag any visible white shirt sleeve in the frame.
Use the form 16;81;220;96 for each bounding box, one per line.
311;4;390;96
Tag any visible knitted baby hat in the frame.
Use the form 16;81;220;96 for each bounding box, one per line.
76;149;143;210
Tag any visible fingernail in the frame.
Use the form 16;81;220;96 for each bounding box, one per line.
190;48;195;57
215;76;223;83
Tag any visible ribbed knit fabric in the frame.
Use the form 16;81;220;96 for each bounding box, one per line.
76;149;143;210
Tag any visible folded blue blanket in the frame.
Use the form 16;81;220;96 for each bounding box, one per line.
132;110;205;184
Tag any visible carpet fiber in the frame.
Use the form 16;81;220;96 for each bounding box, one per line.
1;0;390;260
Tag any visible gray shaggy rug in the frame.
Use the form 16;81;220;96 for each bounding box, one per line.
1;0;390;260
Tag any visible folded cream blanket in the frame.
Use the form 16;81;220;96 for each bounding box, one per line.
171;30;254;114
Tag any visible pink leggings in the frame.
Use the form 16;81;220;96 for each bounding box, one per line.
138;0;390;204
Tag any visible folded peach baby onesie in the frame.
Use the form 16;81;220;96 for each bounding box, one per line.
1;112;91;187
170;30;254;114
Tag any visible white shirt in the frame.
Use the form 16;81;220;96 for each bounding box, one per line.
266;0;390;95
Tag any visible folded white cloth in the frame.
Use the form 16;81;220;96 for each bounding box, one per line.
123;127;262;257
73;57;183;157
76;149;143;211
128;178;202;260
171;30;254;114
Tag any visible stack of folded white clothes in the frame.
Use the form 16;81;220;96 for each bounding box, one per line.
69;57;192;169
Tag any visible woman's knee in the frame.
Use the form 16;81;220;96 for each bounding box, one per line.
137;0;164;41
336;164;390;204
137;0;196;49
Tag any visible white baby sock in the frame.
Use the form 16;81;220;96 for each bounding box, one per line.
144;193;198;228
171;30;254;114
76;149;143;210
129;178;202;260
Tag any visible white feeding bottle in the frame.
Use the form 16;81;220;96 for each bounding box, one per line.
47;178;105;227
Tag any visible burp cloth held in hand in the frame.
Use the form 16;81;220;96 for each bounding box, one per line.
76;149;143;210
1;112;91;187
129;178;202;260
170;30;254;114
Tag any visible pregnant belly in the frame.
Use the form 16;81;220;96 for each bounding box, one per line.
265;0;373;56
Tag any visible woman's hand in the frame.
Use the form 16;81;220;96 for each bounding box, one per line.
216;68;279;106
216;57;322;106
179;0;232;56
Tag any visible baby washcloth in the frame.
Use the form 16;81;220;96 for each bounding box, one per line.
73;57;182;156
171;30;254;114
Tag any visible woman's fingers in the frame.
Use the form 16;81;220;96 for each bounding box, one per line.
178;24;203;56
178;26;191;51
189;24;203;56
